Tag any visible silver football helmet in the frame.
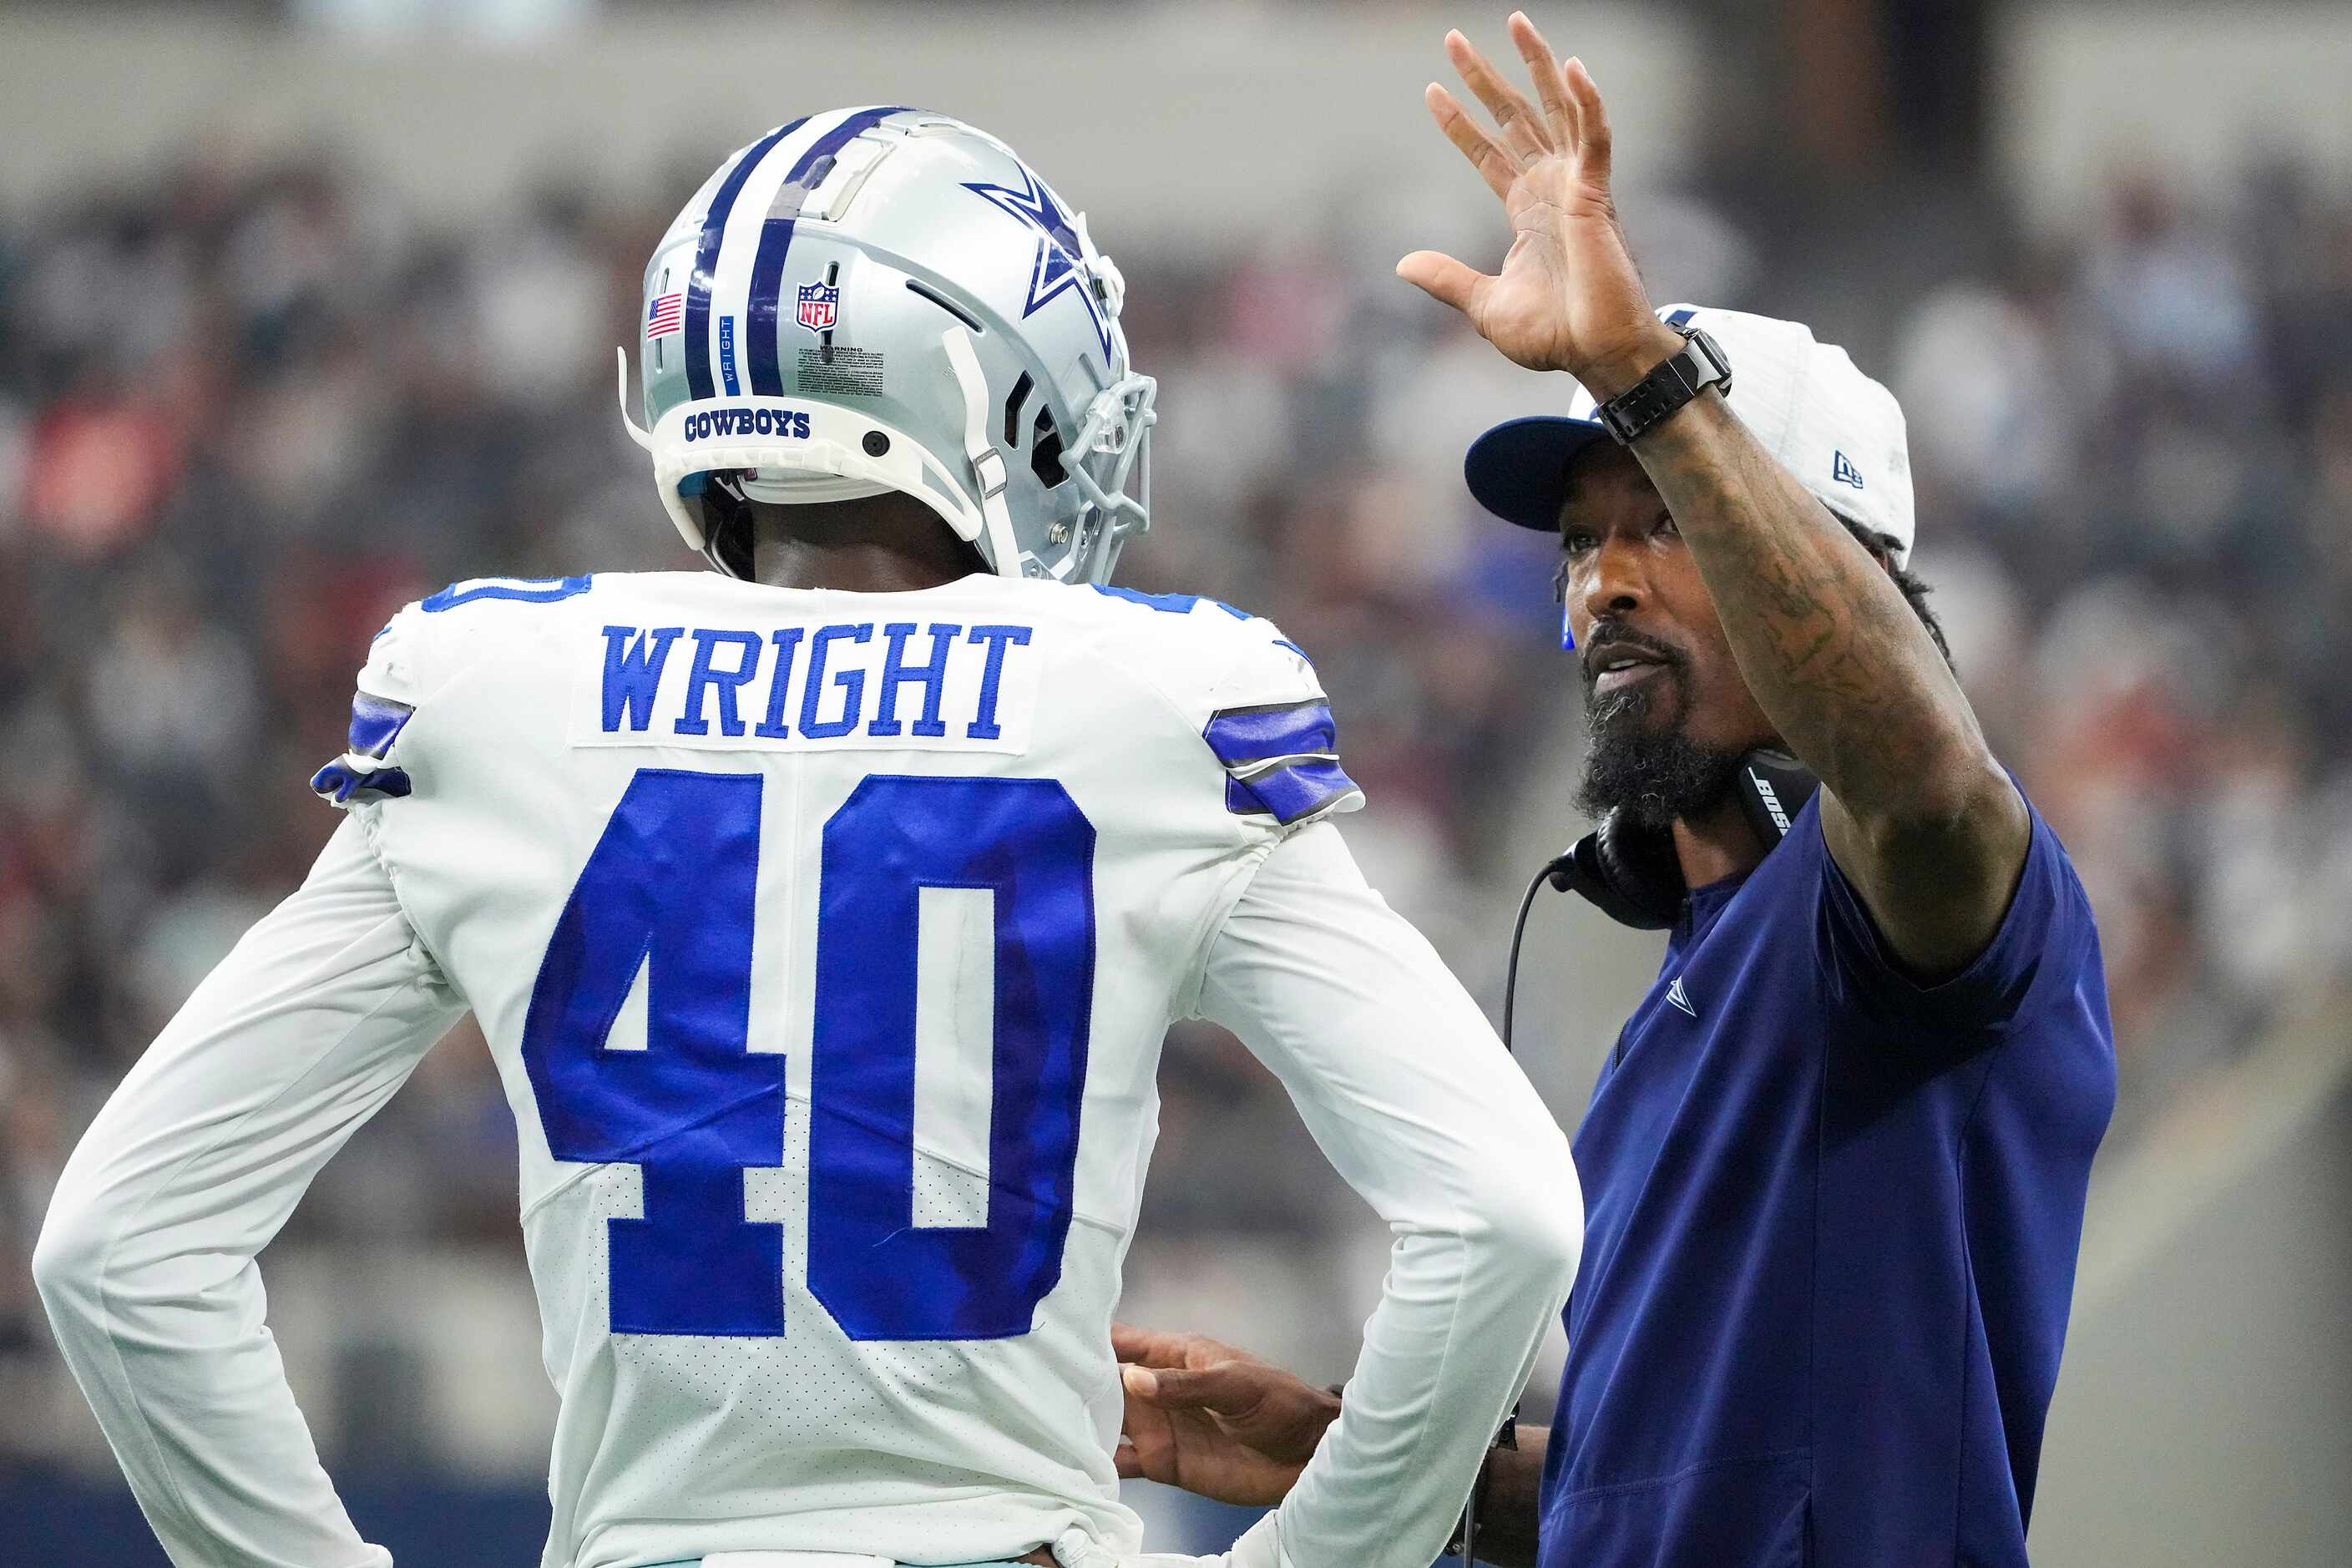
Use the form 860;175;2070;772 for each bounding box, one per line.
619;107;1155;584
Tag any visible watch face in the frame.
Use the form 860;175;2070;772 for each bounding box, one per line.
1687;328;1731;385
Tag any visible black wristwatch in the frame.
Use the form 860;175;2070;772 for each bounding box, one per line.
1593;325;1732;445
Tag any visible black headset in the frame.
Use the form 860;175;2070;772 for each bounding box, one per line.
1500;748;1820;1050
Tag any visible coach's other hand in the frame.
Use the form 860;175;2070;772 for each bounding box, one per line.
1399;12;1682;401
1111;1323;1341;1506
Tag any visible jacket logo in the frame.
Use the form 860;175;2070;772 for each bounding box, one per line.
1665;976;1697;1019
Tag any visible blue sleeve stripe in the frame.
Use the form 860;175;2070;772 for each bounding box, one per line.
1226;758;1361;825
347;692;415;759
311;761;412;803
1229;750;1338;780
1203;700;1336;766
1088;583;1252;620
421;574;593;612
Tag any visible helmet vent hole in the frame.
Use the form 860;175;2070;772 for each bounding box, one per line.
903;278;982;333
1004;372;1034;447
862;431;891;458
1031;417;1067;488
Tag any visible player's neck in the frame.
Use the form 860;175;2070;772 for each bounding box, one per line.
747;496;981;593
1671;792;1768;889
751;535;976;593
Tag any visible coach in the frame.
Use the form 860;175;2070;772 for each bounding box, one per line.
1112;16;2117;1568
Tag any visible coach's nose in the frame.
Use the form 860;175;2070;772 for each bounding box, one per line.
1579;534;1653;624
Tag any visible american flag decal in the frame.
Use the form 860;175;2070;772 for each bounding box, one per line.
645;291;684;339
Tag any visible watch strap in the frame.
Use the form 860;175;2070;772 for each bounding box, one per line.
1446;1413;1522;1560
1595;326;1732;445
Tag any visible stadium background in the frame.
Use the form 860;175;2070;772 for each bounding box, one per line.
3;1;2350;1562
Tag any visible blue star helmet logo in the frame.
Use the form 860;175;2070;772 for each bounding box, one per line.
963;164;1113;360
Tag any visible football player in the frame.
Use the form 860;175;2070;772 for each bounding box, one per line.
35;109;1581;1568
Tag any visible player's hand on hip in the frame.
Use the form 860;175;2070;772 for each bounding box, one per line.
1398;11;1682;397
1110;1323;1340;1507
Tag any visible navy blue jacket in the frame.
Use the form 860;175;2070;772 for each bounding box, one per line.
1538;791;2115;1568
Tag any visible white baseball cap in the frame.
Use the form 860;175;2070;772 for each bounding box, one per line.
1463;303;1916;567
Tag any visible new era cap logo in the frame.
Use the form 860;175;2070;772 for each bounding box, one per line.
1832;450;1865;489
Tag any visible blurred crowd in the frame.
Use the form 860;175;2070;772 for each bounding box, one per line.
4;138;2352;1469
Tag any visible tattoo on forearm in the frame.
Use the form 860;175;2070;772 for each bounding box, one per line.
1635;398;1977;816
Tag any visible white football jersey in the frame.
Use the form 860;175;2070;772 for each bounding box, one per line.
38;569;1581;1568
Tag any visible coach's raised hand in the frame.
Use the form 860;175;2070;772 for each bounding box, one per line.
1399;13;1679;399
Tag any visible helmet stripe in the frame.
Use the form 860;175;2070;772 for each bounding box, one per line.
746;105;910;397
682;117;808;402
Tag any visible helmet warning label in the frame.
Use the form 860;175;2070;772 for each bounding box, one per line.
799;347;885;397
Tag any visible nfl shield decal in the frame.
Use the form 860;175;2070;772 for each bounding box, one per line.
797;281;839;335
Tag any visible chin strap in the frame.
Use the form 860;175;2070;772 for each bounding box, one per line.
615;346;654;452
940;325;1021;574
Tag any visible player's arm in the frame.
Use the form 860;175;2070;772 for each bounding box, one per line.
1186;820;1581;1568
33;815;464;1568
1399;18;2026;980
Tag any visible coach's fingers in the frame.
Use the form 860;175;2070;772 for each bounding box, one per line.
1444;28;1549;159
1396;250;1490;316
1116;1398;1182;1485
1564;57;1612;184
1428;83;1518;201
1123;1361;1253;1414
1111;1323;1195;1368
1507;11;1577;146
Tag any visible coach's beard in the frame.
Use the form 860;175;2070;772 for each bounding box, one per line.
1576;653;1745;831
